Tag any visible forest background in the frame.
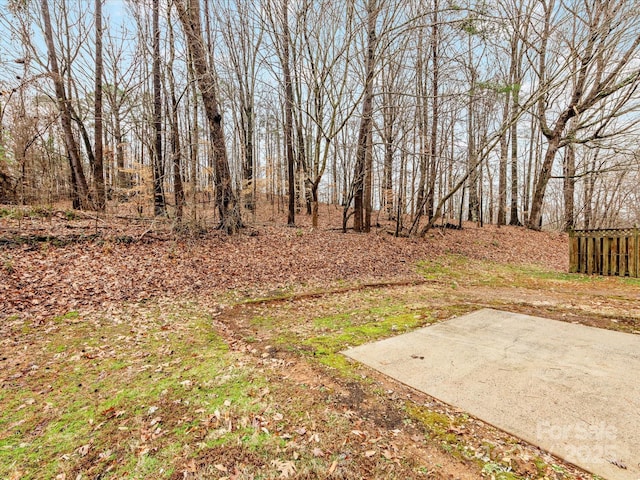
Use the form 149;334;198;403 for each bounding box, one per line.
1;0;640;234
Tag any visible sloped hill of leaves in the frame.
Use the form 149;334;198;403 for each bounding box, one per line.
0;206;568;322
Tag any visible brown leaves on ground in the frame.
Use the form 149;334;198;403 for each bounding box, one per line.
1;207;610;480
0;207;568;323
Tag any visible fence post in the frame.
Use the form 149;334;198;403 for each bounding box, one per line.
634;225;639;278
569;229;578;273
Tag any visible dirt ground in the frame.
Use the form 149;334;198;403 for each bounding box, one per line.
1;204;638;479
204;277;639;479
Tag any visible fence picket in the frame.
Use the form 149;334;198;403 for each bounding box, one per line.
569;228;639;278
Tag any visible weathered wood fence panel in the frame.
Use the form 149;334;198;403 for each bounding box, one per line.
569;228;639;277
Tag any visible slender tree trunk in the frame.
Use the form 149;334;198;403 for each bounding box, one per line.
583;155;597;229
167;11;184;222
281;0;296;226
114;112;127;190
523;114;536;221
187;58;199;222
508;100;521;225
467;72;479;222
426;0;439;220
171;99;184;222
243;104;255;211
508;49;522;225
94;0;106;211
68;155;80;209
291;48;309;216
415;33;427;220
563;142;576;231
395;141;406;235
382;100;394;219
351;0;377;233
152;0;166;216
40;0;91;210
175;0;241;233
497;92;509;225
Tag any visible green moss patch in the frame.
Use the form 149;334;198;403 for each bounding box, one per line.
0;304;271;479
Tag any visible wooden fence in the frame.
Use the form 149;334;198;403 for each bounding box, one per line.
569;227;639;277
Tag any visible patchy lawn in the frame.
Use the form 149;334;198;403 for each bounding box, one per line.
2;207;637;479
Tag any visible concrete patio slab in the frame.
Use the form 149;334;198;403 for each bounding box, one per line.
342;308;640;480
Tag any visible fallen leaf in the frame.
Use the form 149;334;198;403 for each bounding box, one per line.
76;444;90;457
137;446;150;457
185;459;197;473
272;460;296;478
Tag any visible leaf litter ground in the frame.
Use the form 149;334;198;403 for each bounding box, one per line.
1;204;639;479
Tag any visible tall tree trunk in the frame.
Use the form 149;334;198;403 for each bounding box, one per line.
426;0;439;220
497;92;509;225
351;0;377;233
167;9;184;222
508;24;523;226
523;114;537;222
93;0;105;211
415;33;427;221
467;70;479;222
243;104;255;211
152;0;166;216
40;0;91;210
508;93;521;225
381;96;394;220
281;0;296;226
563;142;576;231
186;57;199;222
170;94;184;222
175;0;241;233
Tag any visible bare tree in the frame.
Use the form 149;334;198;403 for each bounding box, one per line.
152;0;166;216
349;0;378;233
527;0;640;229
175;0;242;233
93;0;106;211
218;0;263;213
166;2;184;221
40;0;92;210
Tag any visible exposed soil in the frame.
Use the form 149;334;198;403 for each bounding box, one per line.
2;204;637;479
